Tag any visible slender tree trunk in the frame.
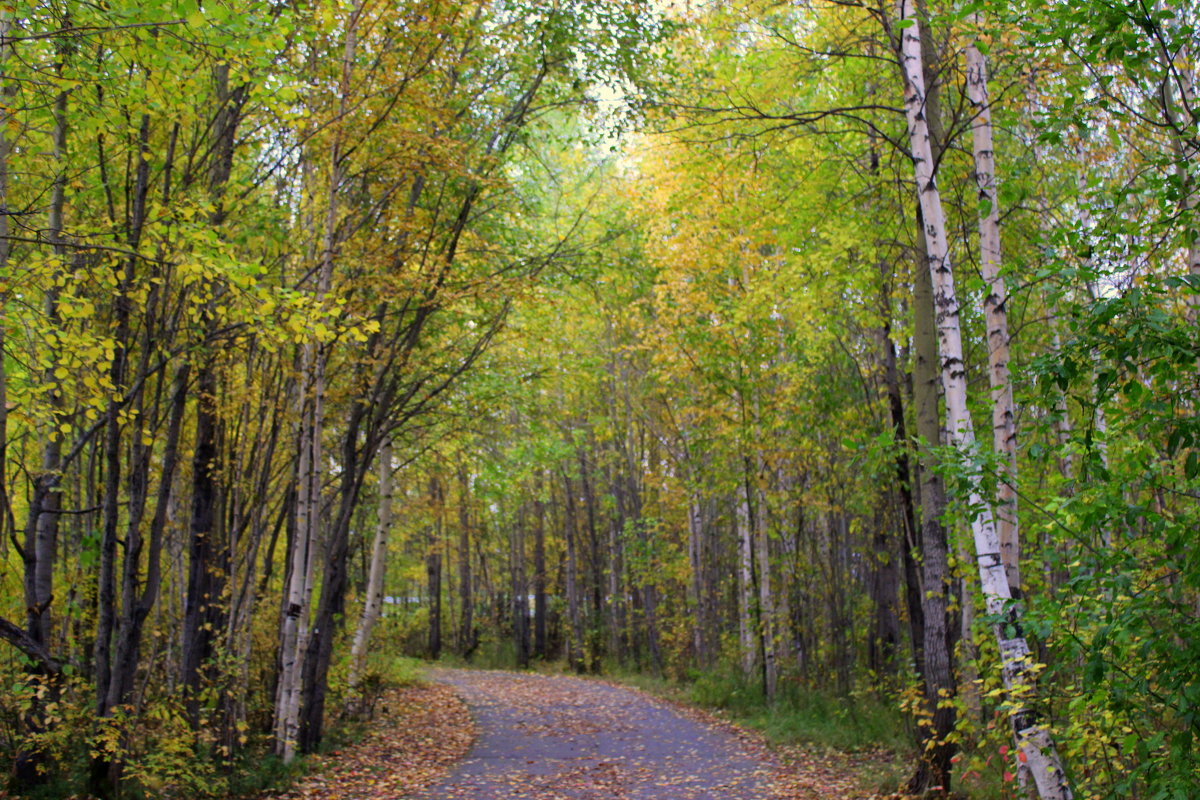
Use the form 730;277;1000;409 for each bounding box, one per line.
579;446;604;669
606;484;626;666
512;503;529;668
736;485;757;682
182;363;224;725
892;6;958;789
457;466;475;657
896;4;1073;797
427;476;443;661
29;45;70;658
966;28;1020;598
909;207;958;795
533;475;547;660
563;471;584;672
880;316;925;679
868;514;902;679
750;465;778;702
347;439;393;709
274;9;360;760
274;358;321;760
686;491;716;668
106;362;188;710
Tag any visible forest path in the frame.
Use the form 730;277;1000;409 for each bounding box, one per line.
409;668;777;800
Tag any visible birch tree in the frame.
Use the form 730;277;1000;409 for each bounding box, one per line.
347;439;394;711
274;3;363;761
965;18;1020;598
895;2;1072;797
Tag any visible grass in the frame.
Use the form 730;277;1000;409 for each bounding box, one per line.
633;665;915;754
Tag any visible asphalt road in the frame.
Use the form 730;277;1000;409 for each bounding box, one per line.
409;668;772;800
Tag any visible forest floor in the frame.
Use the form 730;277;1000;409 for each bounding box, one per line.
262;668;896;800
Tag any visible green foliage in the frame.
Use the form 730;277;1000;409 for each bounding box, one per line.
688;666;912;754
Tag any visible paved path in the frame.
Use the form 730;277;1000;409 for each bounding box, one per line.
409;669;772;800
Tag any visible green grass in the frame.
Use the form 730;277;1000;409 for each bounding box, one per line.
600;663;913;755
687;667;913;753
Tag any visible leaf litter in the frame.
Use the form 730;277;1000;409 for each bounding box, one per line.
258;682;475;800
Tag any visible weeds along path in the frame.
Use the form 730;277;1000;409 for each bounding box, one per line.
411;668;774;800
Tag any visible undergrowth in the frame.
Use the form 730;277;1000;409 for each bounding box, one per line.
607;664;912;754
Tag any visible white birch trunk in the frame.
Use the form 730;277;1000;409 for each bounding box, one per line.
753;477;778;703
273;11;360;762
896;3;1073;797
966;32;1020;596
347;438;394;708
273;340;323;761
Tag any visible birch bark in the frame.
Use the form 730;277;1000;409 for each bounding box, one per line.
274;8;360;761
347;439;394;710
966;29;1020;597
896;3;1073;797
751;463;778;703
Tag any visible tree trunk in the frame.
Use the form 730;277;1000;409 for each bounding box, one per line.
562;471;584;672
28;52;70;659
533;475;547;660
896;4;1073;797
579;446;604;670
750;465;778;703
274;9;360;760
512;503;529;668
966;28;1020;598
347;439;393;709
736;486;757;682
606;486;626;666
879;315;925;680
687;493;716;668
273;346;322;761
457;466;475;657
182;363;225;726
108;362;186;715
909;206;959;795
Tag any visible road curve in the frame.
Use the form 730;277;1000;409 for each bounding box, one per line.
409;668;773;800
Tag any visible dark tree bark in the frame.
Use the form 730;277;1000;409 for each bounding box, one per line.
298;399;370;753
878;316;927;681
457;466;476;657
512;503;529;668
181;363;226;726
428;474;444;660
578;445;604;670
562;470;584;672
908;209;959;795
533;475;547;660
